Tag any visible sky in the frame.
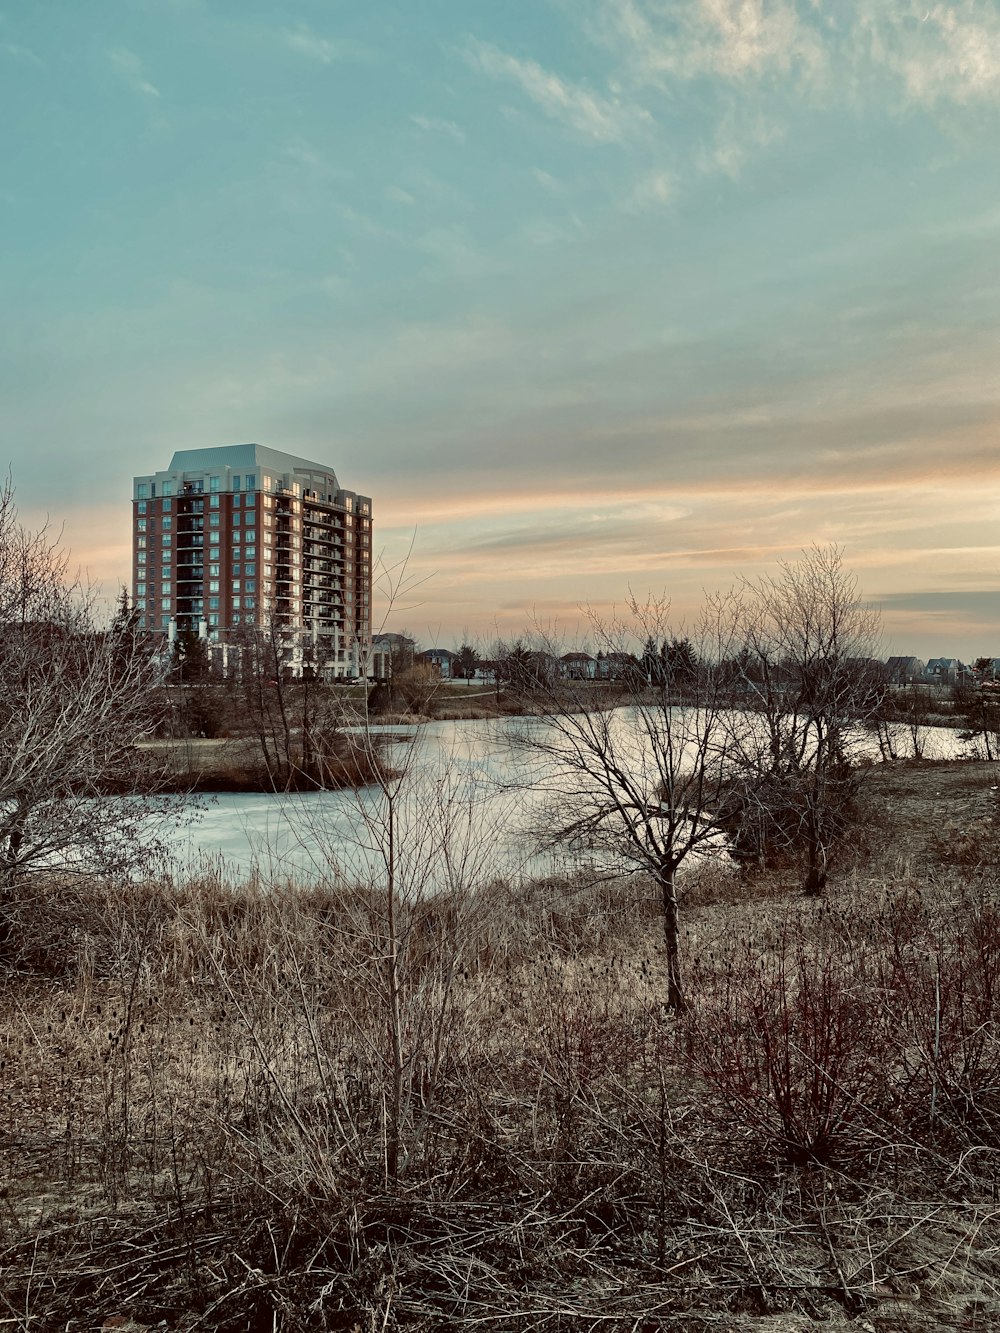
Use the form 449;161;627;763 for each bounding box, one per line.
4;0;1000;658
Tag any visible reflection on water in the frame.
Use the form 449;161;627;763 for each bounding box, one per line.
161;713;970;886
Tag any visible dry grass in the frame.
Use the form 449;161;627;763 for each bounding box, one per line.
1;763;999;1330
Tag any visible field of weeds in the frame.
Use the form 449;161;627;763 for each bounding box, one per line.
1;762;999;1330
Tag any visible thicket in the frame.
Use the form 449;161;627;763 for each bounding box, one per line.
1;848;998;1330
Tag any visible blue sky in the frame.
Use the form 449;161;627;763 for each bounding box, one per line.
4;0;1000;654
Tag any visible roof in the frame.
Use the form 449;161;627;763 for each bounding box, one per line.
165;443;341;490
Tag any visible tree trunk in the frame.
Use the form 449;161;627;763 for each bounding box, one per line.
803;803;828;896
658;862;685;1012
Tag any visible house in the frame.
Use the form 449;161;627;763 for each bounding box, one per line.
924;658;970;687
595;651;641;681
371;632;415;679
416;647;456;677
884;656;925;685
560;651;597;680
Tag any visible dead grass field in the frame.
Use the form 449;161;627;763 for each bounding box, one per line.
0;760;998;1330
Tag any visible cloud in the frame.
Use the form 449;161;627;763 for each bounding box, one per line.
108;47;160;99
463;37;651;142
410;113;467;144
696;105;784;177
281;25;369;65
597;0;826;87
860;1;1000;108
625;167;672;211
2;42;43;68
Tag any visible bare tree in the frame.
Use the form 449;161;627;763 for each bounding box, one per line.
0;481;168;900
722;546;885;895
508;599;741;1011
225;614;379;790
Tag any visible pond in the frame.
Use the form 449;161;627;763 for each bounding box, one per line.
156;712;971;887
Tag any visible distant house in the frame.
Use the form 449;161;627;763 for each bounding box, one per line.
371;632;415;678
595;651;641;681
560;651;597;680
924;657;970;687
416;647;456;678
523;650;560;686
885;656;926;685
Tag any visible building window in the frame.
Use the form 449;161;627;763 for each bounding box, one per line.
137;552;147;565
136;597;146;610
209;476;220;492
245;529;256;542
209;564;220;577
162;535;171;548
232;564;241;577
161;614;170;628
162;499;172;512
137;536;146;549
245;545;256;558
232;475;241;491
137;501;147;515
163;481;174;497
210;514;220;527
137;483;149;499
233;513;241;527
162;516;172;530
245;474;256;492
161;598;171;610
244;596;256;609
232;580;241;592
208;614;219;627
232;597;241;610
210;546;220;560
161;582;171;594
162;563;171;577
136;582;146;595
209;580;219;593
210;495;220;509
245;562;256;575
208;597;219;611
244;580;256;593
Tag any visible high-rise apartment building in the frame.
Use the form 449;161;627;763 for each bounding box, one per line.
132;444;373;677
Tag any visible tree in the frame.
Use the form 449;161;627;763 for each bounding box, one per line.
0;481;167;899
957;689;1000;761
225;616;372;789
722;546;885;895
509;600;740;1011
169;629;211;685
455;643;480;682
